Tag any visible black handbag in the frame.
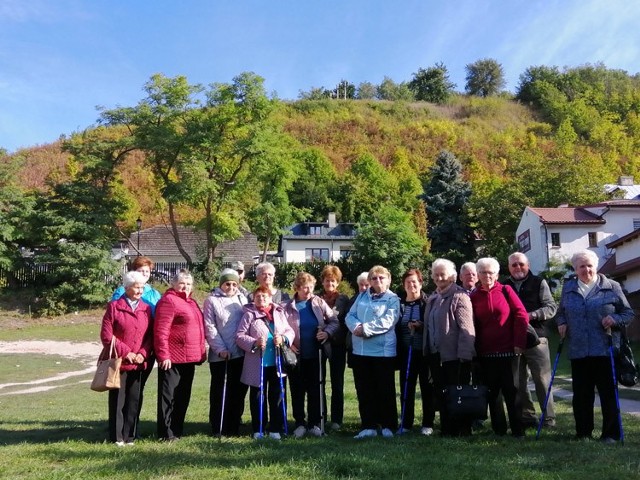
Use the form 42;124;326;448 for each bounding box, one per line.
279;343;299;373
616;326;639;387
443;367;488;419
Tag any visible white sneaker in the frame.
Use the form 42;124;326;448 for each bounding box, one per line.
269;432;282;440
115;441;125;447
420;427;434;436
253;432;264;440
381;428;394;438
354;428;377;439
308;426;323;437
293;425;307;439
330;422;342;431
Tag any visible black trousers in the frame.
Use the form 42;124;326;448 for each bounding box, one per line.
249;366;287;434
479;356;523;436
438;359;473;436
328;343;346;425
289;355;325;428
399;348;434;429
351;354;397;430
108;370;142;443
571;356;620;440
209;358;248;436
133;355;155;438
157;363;196;440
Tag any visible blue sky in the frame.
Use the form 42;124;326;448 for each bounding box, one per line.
1;0;639;153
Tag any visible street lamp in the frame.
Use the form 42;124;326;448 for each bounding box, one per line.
136;218;142;256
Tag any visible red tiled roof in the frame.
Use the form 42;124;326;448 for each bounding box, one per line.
528;207;605;224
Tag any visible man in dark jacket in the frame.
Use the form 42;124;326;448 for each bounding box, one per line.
504;252;558;428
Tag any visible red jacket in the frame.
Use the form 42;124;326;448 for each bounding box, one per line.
100;297;153;371
470;282;528;356
154;288;206;364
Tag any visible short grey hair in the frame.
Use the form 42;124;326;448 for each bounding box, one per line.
356;272;369;285
508;252;529;265
460;262;477;275
255;262;276;277
123;271;146;288
432;258;457;282
571;250;599;270
476;257;500;275
171;268;193;285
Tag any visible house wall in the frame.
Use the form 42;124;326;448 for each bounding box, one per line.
281;238;354;263
616;238;640;293
515;208;548;274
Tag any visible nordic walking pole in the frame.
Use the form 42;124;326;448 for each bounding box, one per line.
536;338;564;439
219;357;228;441
607;330;624;445
399;333;414;434
275;344;289;436
258;348;265;438
318;341;326;435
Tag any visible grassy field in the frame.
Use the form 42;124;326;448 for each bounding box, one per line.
1;318;640;479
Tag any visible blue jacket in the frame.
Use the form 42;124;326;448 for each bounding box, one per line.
556;274;634;360
346;288;400;357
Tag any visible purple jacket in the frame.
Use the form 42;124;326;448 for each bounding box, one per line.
284;294;339;352
235;303;294;387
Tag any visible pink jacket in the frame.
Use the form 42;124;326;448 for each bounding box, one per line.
154;288;206;364
236;303;295;387
283;294;339;351
100;297;153;371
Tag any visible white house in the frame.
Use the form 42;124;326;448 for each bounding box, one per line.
279;213;356;263
515;200;640;274
599;229;640;340
604;175;640;200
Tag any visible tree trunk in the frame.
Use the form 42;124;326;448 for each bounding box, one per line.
168;202;193;266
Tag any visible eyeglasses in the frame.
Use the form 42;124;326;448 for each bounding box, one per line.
236;270;244;275
370;276;386;281
510;262;526;267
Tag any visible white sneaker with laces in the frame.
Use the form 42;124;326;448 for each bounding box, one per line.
354;428;377;439
381;428;394;438
293;425;307;439
269;432;282;440
253;432;264;440
420;427;434;436
308;426;323;437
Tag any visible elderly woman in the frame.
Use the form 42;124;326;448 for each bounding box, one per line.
470;257;528;438
154;269;206;442
236;286;295;440
203;268;248;437
318;265;350;431
249;262;290;305
556;250;634;443
423;259;476;436
111;255;162;438
101;271;153;445
346;265;400;438
285;272;339;438
396;268;434;436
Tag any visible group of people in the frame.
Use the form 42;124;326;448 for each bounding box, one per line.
99;249;634;445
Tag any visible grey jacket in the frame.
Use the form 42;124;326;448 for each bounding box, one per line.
203;288;247;362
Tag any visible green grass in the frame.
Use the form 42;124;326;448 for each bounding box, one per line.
1;321;640;479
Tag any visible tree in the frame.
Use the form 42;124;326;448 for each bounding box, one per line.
357;82;377;100
420;150;475;258
465;58;506;97
289;148;338;220
377;76;415;101
100;72;282;266
298;87;331;100
352;204;426;286
515;65;562;104
333;80;356;99
408;63;456;104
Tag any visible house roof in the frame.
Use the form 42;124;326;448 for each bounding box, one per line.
606;228;640;249
604;184;640;200
282;222;356;240
599;252;640;278
129;225;258;263
527;207;605;225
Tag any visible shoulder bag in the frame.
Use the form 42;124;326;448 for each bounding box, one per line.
264;319;298;373
90;336;122;392
443;364;488;419
616;326;639;387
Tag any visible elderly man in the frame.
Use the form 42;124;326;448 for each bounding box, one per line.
231;260;249;297
459;262;478;294
504;252;558;429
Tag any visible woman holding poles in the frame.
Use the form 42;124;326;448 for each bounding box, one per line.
236;286;295;440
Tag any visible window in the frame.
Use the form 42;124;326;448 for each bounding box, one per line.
551;233;560;247
305;248;329;261
588;232;598;248
308;225;323;235
634;218;640;231
517;230;531;253
339;246;354;259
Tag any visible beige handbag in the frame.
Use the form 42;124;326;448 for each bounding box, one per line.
90;336;122;392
